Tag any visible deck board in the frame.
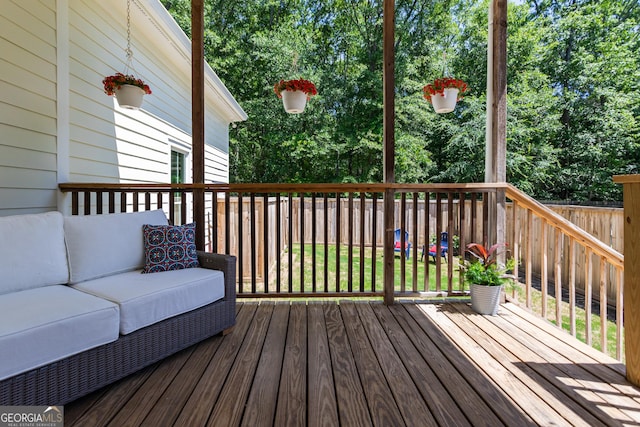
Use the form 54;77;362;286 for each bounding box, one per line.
64;301;640;427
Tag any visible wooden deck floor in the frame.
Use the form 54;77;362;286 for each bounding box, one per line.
65;301;640;427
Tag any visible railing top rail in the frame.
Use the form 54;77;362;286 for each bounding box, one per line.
506;184;624;268
59;182;509;193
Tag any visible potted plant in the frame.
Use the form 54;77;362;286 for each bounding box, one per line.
423;77;468;114
103;72;152;110
273;78;318;114
462;242;515;315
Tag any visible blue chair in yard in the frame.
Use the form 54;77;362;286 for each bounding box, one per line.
422;231;448;263
394;228;411;259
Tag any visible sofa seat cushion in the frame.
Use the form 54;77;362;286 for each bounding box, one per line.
64;210;169;284
71;267;225;335
0;212;69;295
0;286;120;381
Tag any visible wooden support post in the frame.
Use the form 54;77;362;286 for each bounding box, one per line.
191;0;205;250
485;0;507;250
613;174;640;386
382;0;395;305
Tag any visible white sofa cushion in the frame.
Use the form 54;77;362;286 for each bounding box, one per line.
71;267;225;335
0;212;69;295
0;285;120;381
64;210;169;284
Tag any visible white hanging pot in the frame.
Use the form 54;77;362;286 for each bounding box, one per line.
431;88;459;114
281;90;308;114
115;84;145;110
470;284;502;315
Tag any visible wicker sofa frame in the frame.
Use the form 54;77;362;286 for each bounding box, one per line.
0;252;236;406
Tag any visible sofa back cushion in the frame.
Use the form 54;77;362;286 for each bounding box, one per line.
64;210;168;284
0;211;69;295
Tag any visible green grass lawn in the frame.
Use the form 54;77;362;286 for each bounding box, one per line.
507;282;623;360
283;243;462;294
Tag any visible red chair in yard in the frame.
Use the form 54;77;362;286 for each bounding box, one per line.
394;228;411;259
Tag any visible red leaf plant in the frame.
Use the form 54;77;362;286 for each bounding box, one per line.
103;73;152;96
466;242;508;267
273;78;318;99
422;77;468;103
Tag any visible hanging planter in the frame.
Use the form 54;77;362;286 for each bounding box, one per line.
274;78;318;114
281;90;308;114
101;0;151;110
423;77;468;114
103;73;152;110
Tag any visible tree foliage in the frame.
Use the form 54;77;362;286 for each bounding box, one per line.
162;0;639;201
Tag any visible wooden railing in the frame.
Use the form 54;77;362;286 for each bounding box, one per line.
59;182;625;359
59;182;499;297
506;184;624;360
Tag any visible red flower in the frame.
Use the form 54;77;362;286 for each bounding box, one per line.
103;73;152;96
422;77;468;103
273;78;318;99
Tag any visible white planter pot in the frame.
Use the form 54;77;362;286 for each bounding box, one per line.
430;88;459;114
115;84;145;110
470;284;502;315
281;90;308;114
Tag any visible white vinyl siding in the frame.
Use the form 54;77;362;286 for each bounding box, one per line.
0;0;57;215
0;0;245;217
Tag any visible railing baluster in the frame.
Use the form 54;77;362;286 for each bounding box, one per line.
238;193;244;294
569;237;576;336
211;191;217;253
399;193;406;293
435;193;442;293
555;230;562;328
458;192;466;293
276;193;281;293
250;193;256;294
300;194;305;293
97;192;103;214
447;192;454;294
526;209;533;308
348;193;354;293
312;194;317;293
335;193;341;293
224;192;230;254
371;193;377;293
323;193;329;293
412;192;418;293
600;257;608;353
360;193;366;293
616;267;623;360
511;199;519;297
288;193;293;293
84;192;91;215
585;247;593;346
423;191;430;292
541;218;548;319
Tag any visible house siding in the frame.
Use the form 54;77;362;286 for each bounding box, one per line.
0;0;246;217
0;0;58;215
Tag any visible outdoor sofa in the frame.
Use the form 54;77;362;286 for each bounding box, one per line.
0;209;236;405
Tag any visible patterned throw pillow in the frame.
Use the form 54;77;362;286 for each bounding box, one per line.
142;223;199;273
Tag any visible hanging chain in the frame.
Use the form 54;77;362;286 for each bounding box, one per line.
124;0;133;72
442;52;450;77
